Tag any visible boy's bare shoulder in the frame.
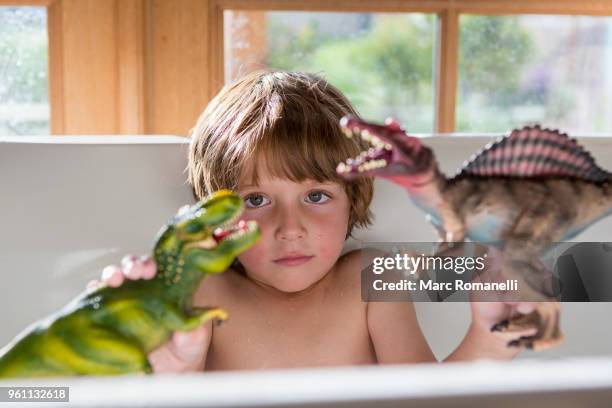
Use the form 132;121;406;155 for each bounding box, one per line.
331;248;385;289
336;248;386;270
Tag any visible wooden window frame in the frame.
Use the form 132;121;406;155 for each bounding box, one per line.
212;0;612;133
1;0;147;135
2;0;612;134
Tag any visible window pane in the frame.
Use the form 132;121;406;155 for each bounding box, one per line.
458;15;612;134
225;11;436;132
0;7;49;136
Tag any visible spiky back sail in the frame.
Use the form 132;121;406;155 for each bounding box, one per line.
451;125;612;183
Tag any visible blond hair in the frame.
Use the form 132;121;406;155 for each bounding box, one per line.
188;70;373;236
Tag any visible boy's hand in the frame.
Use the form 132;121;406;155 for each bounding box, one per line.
438;244;539;361
470;301;538;341
466;246;539;357
88;255;212;373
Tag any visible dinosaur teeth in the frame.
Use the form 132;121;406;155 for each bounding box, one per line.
225;221;252;240
216;208;243;231
337;162;349;173
356;129;385;148
213;220;248;243
342;123;387;149
194;236;217;249
370;135;383;146
357;159;388;172
216;219;255;242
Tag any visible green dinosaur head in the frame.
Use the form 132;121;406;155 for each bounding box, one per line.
153;190;260;277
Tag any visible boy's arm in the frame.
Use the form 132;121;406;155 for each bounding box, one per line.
148;321;212;372
443;245;538;362
363;249;533;363
444;301;537;362
444;320;518;362
367;300;437;364
351;249;436;364
368;300;536;363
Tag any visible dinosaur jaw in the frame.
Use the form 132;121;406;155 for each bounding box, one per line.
336;115;431;180
187;220;258;251
213;219;253;243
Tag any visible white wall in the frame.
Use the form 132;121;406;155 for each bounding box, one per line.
1;135;612;360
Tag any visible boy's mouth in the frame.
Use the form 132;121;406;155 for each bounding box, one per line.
273;254;314;267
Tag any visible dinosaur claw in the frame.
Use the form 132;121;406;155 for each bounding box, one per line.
491;320;509;332
384;117;403;131
507;336;538;349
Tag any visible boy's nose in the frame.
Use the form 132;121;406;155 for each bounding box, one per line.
277;228;305;241
275;209;306;241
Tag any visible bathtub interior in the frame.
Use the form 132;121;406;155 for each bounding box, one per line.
1;135;612;405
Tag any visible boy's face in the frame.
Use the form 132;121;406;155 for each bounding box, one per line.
235;164;350;293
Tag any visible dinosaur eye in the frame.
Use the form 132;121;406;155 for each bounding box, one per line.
185;221;202;234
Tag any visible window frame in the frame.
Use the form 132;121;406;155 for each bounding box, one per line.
0;0;147;135
2;0;612;134
213;0;612;132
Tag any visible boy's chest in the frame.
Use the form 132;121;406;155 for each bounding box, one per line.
205;292;375;370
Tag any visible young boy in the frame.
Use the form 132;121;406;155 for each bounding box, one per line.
99;70;537;372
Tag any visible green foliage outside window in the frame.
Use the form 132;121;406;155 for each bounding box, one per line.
266;14;531;133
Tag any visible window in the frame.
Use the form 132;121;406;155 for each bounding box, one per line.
225;11;436;132
221;3;612;134
0;6;49;136
458;15;612;134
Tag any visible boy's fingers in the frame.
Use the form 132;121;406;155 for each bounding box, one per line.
148;324;211;373
101;255;154;290
492;327;538;342
121;254;139;265
141;257;157;280
121;254;142;279
168;326;208;361
86;279;102;289
121;254;154;280
173;325;207;347
101;265;124;287
514;302;536;315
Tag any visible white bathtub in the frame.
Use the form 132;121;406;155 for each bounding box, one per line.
1;134;612;406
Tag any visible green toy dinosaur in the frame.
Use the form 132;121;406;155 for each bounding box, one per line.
337;116;612;351
0;190;260;378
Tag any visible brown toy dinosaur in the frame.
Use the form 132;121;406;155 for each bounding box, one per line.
337;116;612;350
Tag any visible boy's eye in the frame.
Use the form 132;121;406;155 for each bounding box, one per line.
306;191;331;204
244;194;269;208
